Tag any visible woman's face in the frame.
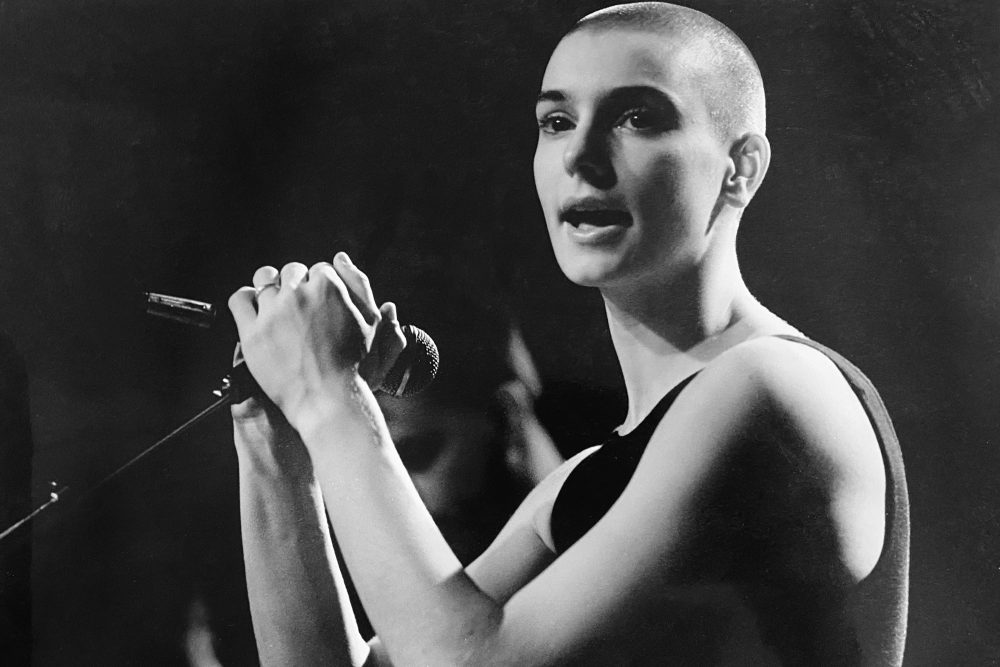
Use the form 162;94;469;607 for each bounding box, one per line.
533;28;730;291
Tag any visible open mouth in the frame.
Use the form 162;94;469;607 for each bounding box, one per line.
559;197;632;229
560;203;632;228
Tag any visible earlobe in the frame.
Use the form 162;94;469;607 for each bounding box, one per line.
722;133;771;209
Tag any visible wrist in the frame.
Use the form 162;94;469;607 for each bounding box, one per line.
289;373;385;459
233;414;314;481
276;366;358;427
236;438;314;481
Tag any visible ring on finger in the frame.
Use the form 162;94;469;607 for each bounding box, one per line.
254;281;280;298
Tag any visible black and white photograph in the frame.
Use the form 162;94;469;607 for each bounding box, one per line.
0;1;996;664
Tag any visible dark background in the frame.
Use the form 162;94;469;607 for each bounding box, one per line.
0;0;996;663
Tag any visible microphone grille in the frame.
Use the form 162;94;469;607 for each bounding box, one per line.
379;324;439;397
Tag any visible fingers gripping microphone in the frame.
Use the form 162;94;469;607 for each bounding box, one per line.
144;292;439;401
226;325;438;403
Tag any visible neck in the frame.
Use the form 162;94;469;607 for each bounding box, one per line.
602;239;794;432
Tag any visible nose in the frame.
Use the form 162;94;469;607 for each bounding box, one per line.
562;121;615;189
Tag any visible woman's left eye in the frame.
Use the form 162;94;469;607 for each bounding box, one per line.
617;107;663;131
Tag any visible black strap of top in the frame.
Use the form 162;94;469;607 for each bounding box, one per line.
615;372;701;442
549;372;699;554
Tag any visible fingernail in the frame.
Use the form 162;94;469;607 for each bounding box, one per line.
336;252;352;265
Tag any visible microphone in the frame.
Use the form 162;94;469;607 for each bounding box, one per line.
144;292;440;400
379;324;439;397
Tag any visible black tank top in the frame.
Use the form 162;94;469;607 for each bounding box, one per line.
549;336;909;665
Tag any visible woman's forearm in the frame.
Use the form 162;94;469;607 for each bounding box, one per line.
293;376;506;666
236;428;371;666
227;257;509;664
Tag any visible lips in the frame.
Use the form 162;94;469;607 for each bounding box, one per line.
559;199;632;228
562;208;632;227
558;199;632;245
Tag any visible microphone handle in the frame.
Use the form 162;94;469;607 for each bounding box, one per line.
223;357;262;404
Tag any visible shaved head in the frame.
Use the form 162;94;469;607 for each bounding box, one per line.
567;2;766;141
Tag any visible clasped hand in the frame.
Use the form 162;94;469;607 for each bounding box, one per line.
228;252;406;430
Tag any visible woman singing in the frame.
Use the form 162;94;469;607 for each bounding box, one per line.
227;3;908;664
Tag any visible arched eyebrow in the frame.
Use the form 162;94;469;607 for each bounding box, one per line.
536;90;566;105
605;86;681;114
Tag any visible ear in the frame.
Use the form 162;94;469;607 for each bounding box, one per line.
721;133;770;209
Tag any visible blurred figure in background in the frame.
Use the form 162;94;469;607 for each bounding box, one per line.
376;291;563;565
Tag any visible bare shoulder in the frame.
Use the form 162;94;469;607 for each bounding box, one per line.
693;335;887;583
707;335;882;466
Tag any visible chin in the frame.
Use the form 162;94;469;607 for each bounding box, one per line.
554;251;626;288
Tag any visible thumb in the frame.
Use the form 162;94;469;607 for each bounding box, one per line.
360;302;407;390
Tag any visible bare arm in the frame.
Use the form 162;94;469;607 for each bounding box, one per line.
235;407;370;666
231;255;886;665
232;262;408;667
228;253;752;664
285;358;755;665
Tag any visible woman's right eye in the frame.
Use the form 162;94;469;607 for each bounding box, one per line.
537;114;575;134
